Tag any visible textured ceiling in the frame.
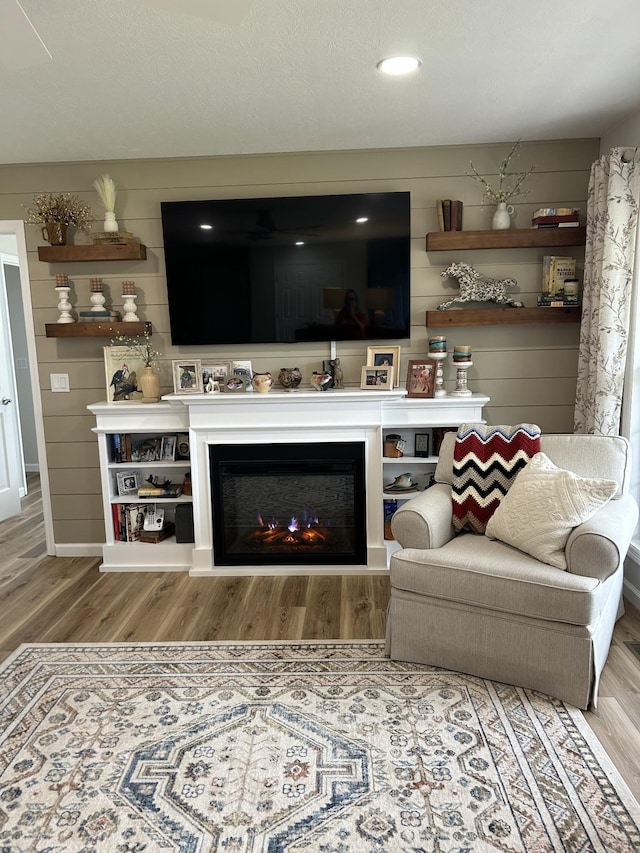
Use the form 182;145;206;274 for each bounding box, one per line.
1;0;639;165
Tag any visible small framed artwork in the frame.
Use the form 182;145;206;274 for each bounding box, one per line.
232;360;253;390
414;432;431;457
223;375;247;392
160;435;177;461
367;346;401;387
104;345;145;403
176;433;190;460
203;362;230;392
406;359;437;398
116;470;140;497
360;365;394;390
172;360;204;394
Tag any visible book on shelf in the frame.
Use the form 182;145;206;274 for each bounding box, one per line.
113;503;148;541
533;207;580;218
435;199;463;232
537;294;580;306
542;256;576;296
137;482;183;498
139;522;176;543
531;221;581;228
532;214;580;224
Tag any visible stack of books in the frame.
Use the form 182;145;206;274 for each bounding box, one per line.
531;208;580;229
78;310;121;323
436;200;463;232
137;481;183;498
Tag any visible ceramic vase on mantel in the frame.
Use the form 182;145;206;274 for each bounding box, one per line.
492;202;514;230
103;211;119;232
138;365;161;403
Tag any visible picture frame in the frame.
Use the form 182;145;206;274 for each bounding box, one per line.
223;375;247;392
232;360;253;390
104;346;145;403
367;346;401;388
176;433;190;460
172;360;204;394
360;365;394;390
414;432;431;457
160;435;177;461
406;359;437;398
203;362;230;392
116;470;140;497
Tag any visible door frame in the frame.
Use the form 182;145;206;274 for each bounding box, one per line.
0;220;54;554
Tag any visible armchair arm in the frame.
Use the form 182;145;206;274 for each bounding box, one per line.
390;483;456;550
565;493;639;581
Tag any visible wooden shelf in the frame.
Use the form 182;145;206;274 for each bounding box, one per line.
425;307;581;327
425;228;586;251
45;321;152;338
38;243;147;262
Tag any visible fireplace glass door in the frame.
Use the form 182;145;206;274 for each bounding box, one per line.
209;442;366;566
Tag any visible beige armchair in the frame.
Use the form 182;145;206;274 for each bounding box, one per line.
385;433;638;709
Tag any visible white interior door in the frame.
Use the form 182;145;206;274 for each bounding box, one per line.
0;256;23;520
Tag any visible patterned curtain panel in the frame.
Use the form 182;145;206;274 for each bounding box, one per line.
574;147;640;435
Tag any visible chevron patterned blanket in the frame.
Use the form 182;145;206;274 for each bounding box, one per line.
452;423;542;533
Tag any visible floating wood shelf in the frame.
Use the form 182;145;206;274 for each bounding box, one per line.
38;244;147;262
425;307;581;327
45;321;152;338
425;228;586;252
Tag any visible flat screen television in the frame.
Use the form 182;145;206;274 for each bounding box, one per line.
161;191;411;345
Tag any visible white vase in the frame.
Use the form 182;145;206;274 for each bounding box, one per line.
103;211;118;232
492;202;514;230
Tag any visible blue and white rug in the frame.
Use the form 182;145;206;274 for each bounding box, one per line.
0;641;638;851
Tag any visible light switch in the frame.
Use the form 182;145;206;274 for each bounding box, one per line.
50;373;70;392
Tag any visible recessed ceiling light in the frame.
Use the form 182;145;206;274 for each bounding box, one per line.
356;217;369;224
295;241;305;246
377;56;421;76
200;224;213;230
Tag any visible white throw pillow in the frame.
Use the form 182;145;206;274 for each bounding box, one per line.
485;452;617;569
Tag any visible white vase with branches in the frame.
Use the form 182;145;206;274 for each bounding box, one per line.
467;140;535;230
93;174;119;232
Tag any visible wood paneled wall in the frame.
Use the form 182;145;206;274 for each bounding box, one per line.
0;139;598;545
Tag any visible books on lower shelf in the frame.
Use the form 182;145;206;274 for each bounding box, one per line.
137;482;183;498
113;503;148;541
542;256;577;296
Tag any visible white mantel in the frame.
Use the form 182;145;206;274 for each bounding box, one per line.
163;389;490;576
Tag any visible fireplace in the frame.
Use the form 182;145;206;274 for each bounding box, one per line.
209;442;367;566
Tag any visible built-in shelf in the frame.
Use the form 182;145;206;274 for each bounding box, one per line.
425;307;581;327
45;321;152;338
38;244;147;262
425;228;586;252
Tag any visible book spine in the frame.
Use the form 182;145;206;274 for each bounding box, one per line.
436;200;444;232
443;200;451;231
532;214;580;224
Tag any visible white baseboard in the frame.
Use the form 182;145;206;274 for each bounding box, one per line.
55;543;103;558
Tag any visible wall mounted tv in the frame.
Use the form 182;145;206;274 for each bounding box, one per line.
161;191;411;345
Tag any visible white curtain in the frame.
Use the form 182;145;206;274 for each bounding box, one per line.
574;147;640;435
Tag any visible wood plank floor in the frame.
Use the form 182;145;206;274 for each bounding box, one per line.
1;474;639;801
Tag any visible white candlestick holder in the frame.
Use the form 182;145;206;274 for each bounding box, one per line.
451;360;473;396
430;351;447;397
122;293;139;322
55;286;75;323
90;290;106;312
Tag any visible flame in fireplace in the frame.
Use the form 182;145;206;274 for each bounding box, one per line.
249;511;331;548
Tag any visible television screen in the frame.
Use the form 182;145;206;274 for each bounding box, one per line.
161;191;411;345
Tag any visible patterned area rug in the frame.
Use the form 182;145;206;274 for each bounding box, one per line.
0;641;639;852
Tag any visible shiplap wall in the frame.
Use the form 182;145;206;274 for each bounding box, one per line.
0;138;598;546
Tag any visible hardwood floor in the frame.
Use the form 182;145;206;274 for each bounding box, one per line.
1;474;639;800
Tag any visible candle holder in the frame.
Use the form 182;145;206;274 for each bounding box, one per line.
89;277;106;312
430;351;447;397
55;285;74;323
451;359;473;397
122;292;139;322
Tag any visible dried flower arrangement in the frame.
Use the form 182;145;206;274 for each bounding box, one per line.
23;192;93;230
110;331;161;367
93;174;117;213
467;140;535;204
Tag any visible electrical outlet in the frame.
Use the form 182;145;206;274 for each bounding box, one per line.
50;373;70;392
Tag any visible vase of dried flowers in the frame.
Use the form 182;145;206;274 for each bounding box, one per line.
492;202;515;230
93;175;119;232
24;192;93;245
138;365;161;403
466;140;535;230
